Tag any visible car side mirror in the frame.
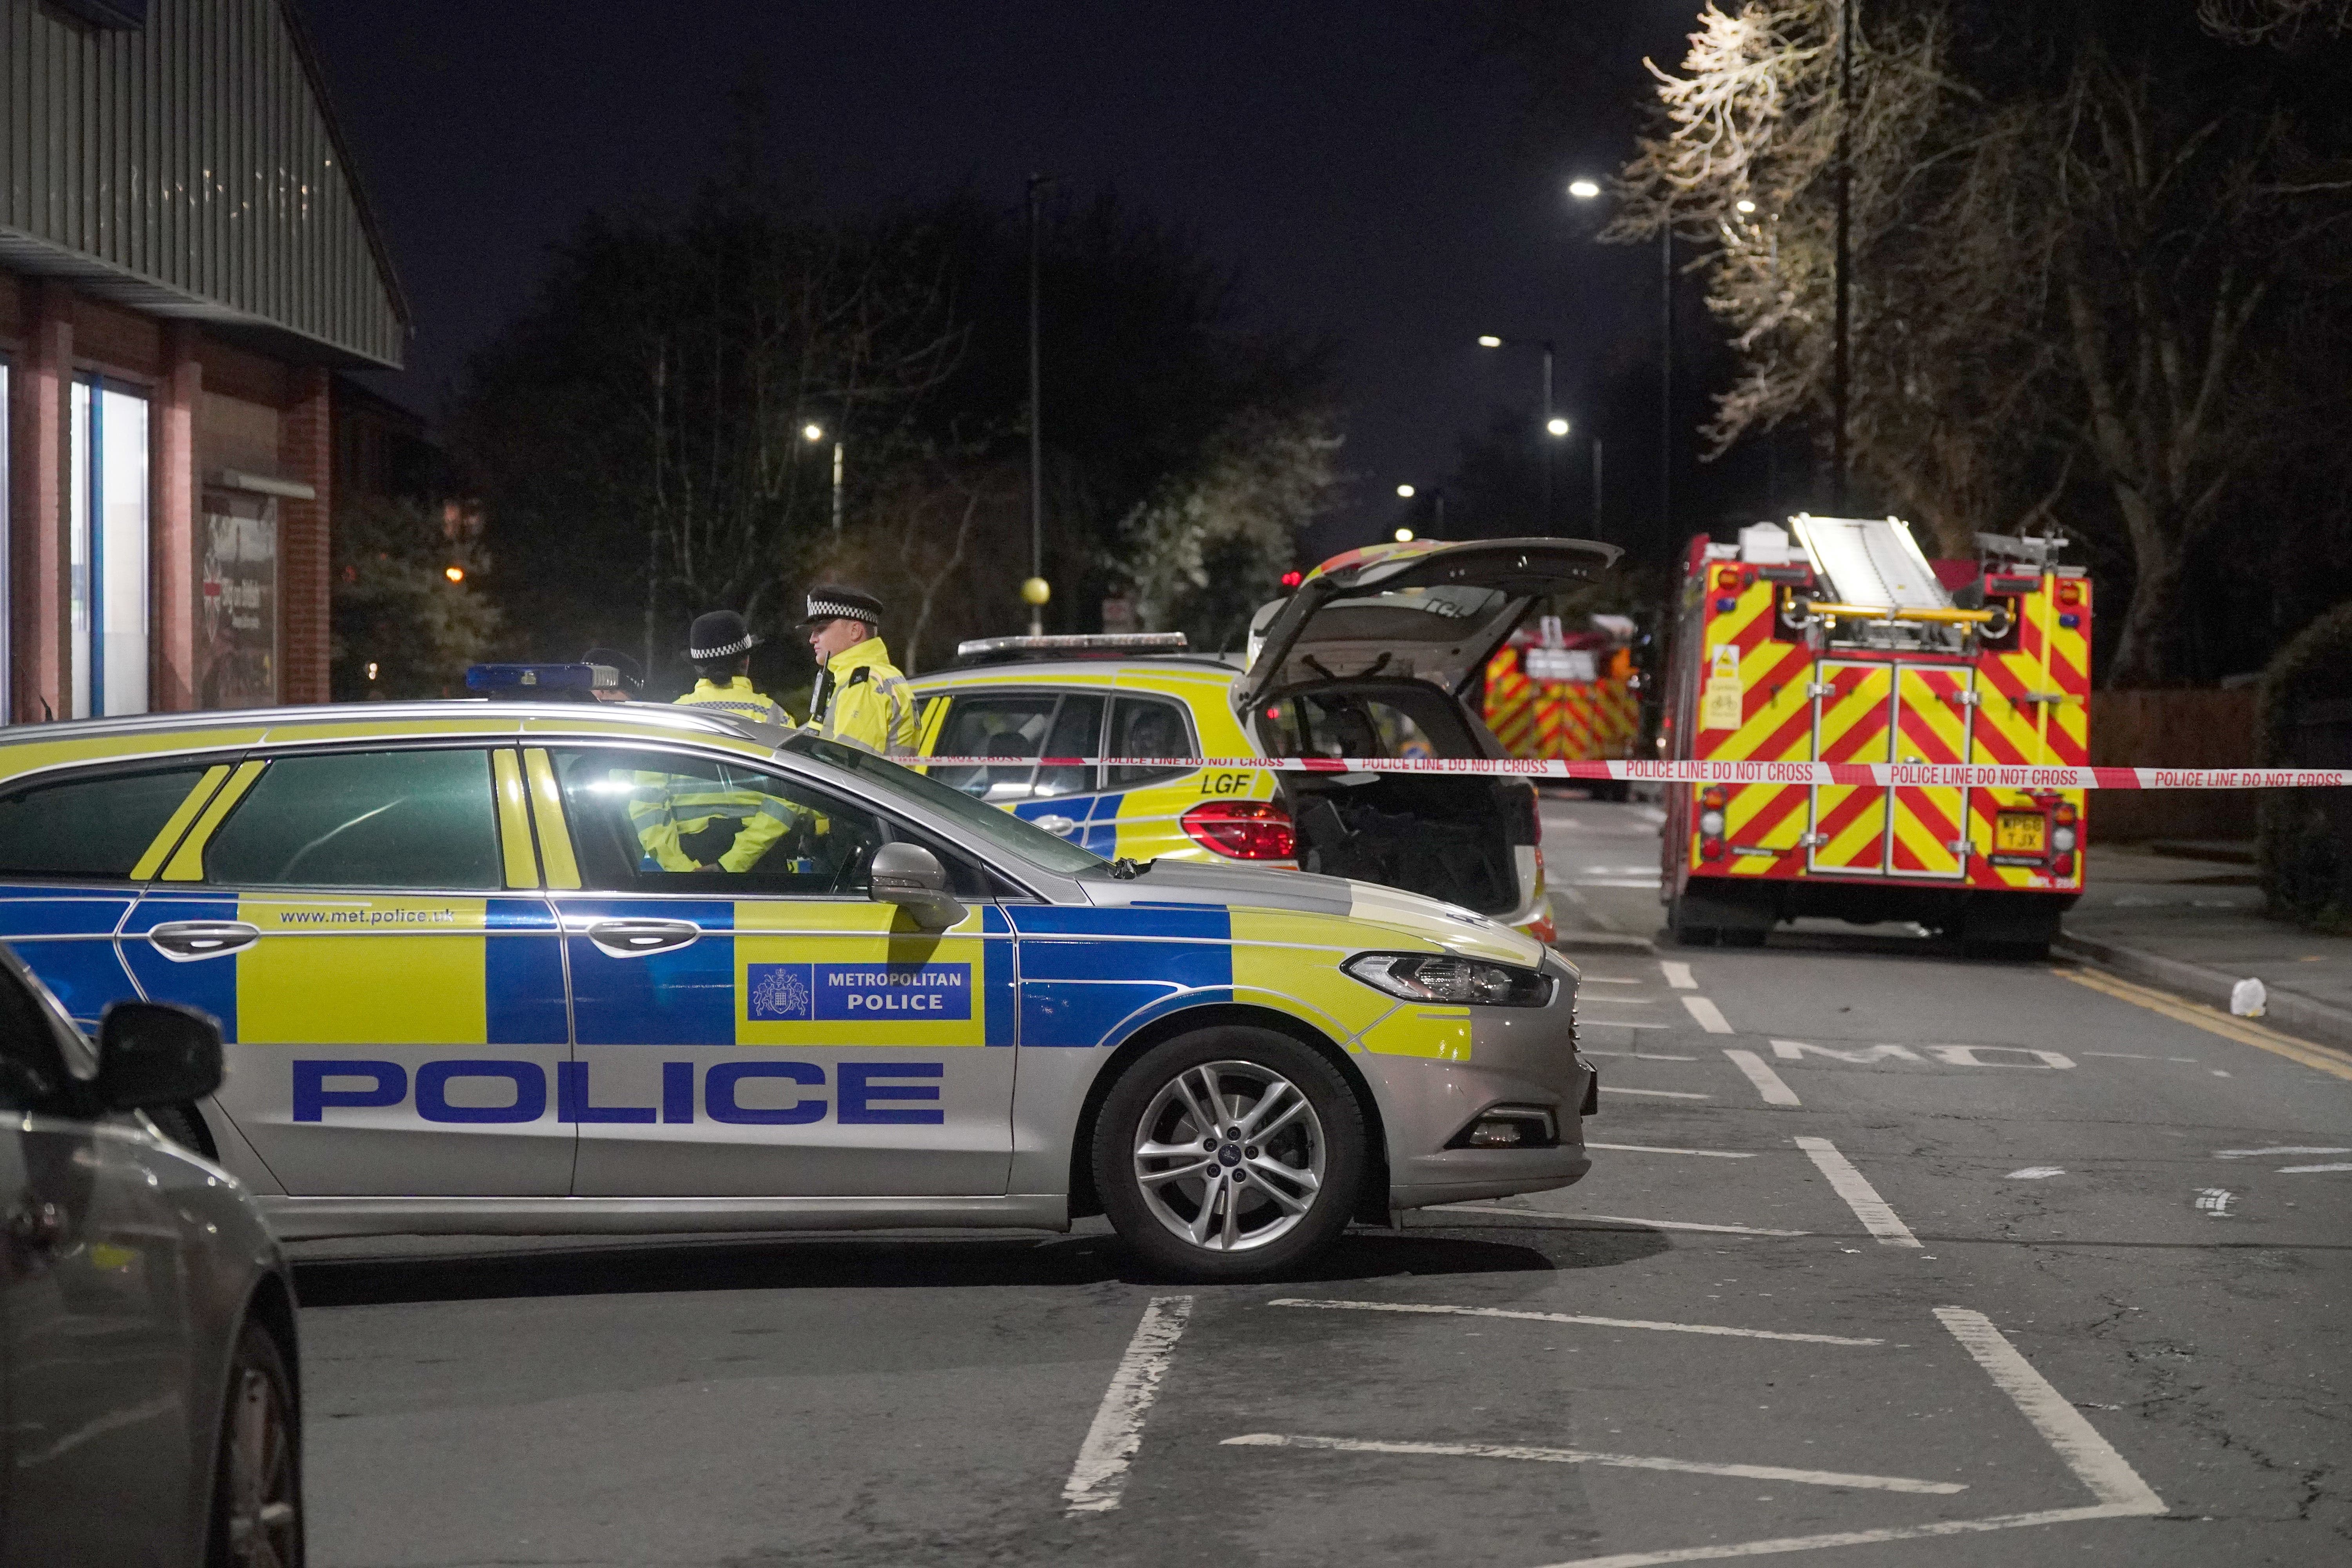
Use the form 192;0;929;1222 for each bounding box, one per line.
94;1001;223;1112
867;842;968;932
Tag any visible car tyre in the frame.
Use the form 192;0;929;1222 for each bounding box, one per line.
209;1321;303;1568
1094;1026;1365;1283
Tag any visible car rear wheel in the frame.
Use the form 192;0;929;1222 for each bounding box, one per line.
1094;1027;1365;1282
210;1322;302;1568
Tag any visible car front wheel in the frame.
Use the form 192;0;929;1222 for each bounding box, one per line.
1094;1026;1365;1281
210;1321;303;1568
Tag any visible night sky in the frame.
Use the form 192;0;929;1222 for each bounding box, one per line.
300;1;1703;555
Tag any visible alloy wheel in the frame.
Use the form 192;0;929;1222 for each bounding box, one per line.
1131;1059;1326;1252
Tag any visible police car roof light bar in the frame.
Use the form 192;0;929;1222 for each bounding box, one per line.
953;632;1191;666
465;662;618;697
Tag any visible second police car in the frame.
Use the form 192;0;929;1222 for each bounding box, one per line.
0;695;1593;1280
908;537;1623;946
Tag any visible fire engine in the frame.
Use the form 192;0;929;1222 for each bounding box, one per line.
1483;613;1643;802
1659;514;2089;955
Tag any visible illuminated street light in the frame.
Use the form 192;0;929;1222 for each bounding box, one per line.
1547;416;1571;438
1476;334;1503;348
444;565;465;584
802;423;825;442
1736;198;1758;215
1394;528;1414;543
1567;178;1601;200
1396;483;1416;498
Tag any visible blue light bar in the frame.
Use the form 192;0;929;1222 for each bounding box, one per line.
465;663;617;695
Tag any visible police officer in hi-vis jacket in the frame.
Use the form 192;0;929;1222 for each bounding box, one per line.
801;585;916;756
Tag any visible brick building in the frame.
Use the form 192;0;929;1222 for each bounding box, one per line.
1;0;408;722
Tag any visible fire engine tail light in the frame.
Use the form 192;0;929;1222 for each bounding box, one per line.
1697;785;1728;855
1180;800;1296;860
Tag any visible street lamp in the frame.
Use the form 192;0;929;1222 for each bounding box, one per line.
1479;334;1567;532
1394;528;1414;543
1396;484;1443;536
804;422;844;537
1569;175;1672;552
1396;483;1416;499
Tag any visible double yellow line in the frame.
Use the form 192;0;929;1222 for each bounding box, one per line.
2056;965;2352;1083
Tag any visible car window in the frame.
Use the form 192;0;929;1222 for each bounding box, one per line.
1107;696;1196;787
1260;691;1453;760
205;749;503;889
0;958;83;1111
0;765;215;880
1034;694;1105;799
930;693;1057;801
783;734;1108;877
549;748;890;897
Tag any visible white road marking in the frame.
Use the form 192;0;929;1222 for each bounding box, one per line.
2216;1146;2350;1159
1661;960;1697;989
2007;1167;2065;1180
1601;1085;1713;1100
1934;1307;2166;1512
1588;1140;1755;1158
1579;1050;1700;1060
1532;1504;2156;1568
1268;1298;1880;1345
1220;1434;1963;1494
1585;1021;1672;1030
1794;1137;1921;1247
1437;1205;1807;1237
1682;995;1734;1033
1580;976;1645;985
1581;996;1659;1005
2280;1162;2352;1174
1061;1295;1192;1514
2194;1188;2234;1216
1724;1049;1801;1106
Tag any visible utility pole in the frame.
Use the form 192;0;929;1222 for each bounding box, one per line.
1592;437;1605;542
1833;0;1855;511
830;438;844;537
1026;172;1053;636
1661;225;1674;555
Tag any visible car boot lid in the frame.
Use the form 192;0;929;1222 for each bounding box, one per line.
1236;536;1621;710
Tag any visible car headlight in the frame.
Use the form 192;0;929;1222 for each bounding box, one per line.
1344;952;1554;1007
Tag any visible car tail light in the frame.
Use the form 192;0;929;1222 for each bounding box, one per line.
1181;800;1296;860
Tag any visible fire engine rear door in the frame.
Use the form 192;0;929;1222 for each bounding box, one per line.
1889;666;1974;878
1808;662;1894;875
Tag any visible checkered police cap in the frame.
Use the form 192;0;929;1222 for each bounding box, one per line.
685;609;763;661
802;584;883;628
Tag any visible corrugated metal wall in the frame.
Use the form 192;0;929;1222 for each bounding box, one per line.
1;0;405;367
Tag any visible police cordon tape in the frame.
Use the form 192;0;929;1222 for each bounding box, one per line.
914;756;2352;789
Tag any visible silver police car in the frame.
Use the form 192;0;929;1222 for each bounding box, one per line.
1;947;301;1567
0;696;1592;1282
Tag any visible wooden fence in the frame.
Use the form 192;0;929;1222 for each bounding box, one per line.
2087;688;2259;843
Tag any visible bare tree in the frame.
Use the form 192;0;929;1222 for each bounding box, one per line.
1615;2;2352;683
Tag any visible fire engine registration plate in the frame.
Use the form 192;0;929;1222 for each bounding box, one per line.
1995;812;2047;854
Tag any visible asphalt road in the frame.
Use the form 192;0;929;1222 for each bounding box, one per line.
291;795;2352;1567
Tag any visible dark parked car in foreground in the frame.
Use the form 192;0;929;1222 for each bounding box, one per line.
0;948;301;1567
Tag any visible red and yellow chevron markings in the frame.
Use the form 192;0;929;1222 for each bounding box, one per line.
1483;648;1642;764
1808;661;1895;875
1890;667;1971;878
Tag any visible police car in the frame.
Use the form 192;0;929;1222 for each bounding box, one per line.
908;537;1621;945
0;695;1592;1280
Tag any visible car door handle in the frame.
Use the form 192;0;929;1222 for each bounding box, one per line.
147;921;261;961
584;918;702;958
1031;814;1077;836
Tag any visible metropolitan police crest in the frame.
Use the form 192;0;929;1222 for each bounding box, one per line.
747;963;814;1022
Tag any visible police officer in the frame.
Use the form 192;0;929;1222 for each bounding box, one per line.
802;585;917;755
676;610;795;726
628;610;798;872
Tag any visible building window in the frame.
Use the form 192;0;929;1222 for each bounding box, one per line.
69;377;150;720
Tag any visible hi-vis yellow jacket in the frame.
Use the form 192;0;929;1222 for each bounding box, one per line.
808;637;916;755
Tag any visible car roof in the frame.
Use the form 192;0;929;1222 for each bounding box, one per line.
909;657;1242;687
0;700;784;786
